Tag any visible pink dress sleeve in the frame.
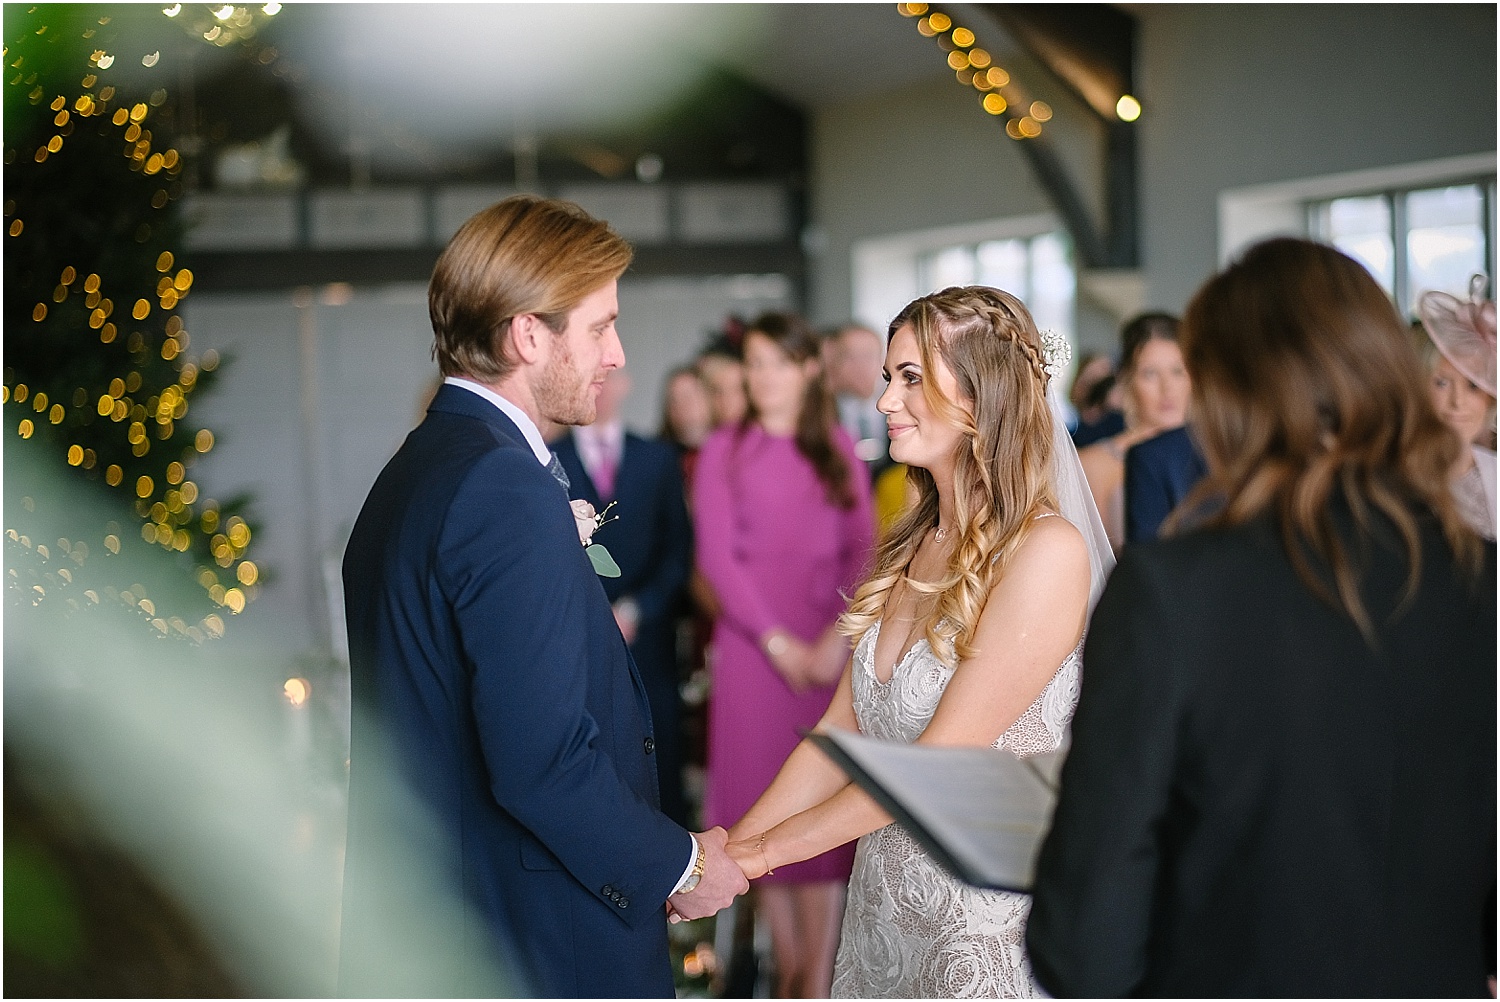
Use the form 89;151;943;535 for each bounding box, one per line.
692;428;780;642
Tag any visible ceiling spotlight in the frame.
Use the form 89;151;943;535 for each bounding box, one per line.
1116;94;1142;122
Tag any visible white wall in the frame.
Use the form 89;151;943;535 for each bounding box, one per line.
184;287;436;660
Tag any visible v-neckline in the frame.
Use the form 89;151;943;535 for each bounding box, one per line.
867;620;930;687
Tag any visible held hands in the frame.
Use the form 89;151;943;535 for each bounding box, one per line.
667;827;748;923
725;833;772;881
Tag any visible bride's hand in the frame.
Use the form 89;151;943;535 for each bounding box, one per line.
726;837;769;881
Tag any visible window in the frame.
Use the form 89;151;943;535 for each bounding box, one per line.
1309;178;1495;316
853;215;1076;351
915;231;1075;341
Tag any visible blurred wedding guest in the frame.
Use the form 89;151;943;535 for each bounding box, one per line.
658;363;719;817
554;367;694;826
660;364;714;491
1027;238;1496;997
828;323;892;475
1419;277;1496;540
697;347;749;430
1079;313;1191;550
872;462;912;535
693;311;874;997
1123;425;1207;544
1069;352;1124;446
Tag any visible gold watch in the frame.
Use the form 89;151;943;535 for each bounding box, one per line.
679;837;707;894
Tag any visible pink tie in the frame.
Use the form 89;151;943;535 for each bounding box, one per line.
594;441;617;499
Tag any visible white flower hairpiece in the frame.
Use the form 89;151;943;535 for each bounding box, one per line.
1038;329;1072;382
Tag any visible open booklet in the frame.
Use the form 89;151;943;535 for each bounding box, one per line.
807;726;1064;893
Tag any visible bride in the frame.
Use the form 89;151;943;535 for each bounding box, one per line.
726;286;1113;997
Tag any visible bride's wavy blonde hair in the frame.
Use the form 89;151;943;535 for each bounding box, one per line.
838;286;1057;664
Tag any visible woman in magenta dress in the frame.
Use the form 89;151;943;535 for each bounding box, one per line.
693;311;875;998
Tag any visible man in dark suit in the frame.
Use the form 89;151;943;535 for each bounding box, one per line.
340;196;746;997
1123;424;1207;543
553;367;693;826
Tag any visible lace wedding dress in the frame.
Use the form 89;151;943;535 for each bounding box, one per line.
830;620;1082;998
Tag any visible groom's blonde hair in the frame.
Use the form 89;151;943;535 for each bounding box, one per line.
429;195;633;380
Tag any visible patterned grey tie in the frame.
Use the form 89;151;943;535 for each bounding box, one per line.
547;451;570;490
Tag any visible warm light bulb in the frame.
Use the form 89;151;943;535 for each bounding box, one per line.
213;4;236;20
1116;94;1142;122
283;678;309;705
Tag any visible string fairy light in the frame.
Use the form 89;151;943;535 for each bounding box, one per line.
898;3;1053;142
3;6;260;639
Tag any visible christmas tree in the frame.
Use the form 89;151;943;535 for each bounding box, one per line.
4;4;258;641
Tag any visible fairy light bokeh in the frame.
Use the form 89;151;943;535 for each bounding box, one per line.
4;5;269;640
896;3;1141;139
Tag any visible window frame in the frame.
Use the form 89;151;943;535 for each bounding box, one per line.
1306;177;1495;316
850;212;1076;346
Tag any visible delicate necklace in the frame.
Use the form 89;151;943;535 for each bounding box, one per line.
933;524;951;543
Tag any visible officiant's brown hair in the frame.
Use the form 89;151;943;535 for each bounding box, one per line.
429;195;633;380
1174;237;1483;640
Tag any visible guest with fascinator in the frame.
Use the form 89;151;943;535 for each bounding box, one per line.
1419;275;1496;539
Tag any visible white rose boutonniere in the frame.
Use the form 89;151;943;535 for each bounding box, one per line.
569;499;621;577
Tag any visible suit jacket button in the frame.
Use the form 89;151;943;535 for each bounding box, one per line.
643;737;655;755
619;897;629;908
602;884;613;895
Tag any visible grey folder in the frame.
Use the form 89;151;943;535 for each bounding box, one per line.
808;727;1063;893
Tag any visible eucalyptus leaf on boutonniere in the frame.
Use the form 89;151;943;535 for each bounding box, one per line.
570;499;621;577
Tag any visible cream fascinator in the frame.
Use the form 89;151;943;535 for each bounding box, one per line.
1418;274;1497;397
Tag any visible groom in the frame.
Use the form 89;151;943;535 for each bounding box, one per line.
340;195;747;997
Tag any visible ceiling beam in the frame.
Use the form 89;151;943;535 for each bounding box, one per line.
976;3;1140;269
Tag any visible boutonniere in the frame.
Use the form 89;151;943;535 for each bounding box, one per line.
570;499;621;577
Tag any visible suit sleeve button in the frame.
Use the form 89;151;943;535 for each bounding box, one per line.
602;884;613;895
619;898;629;908
643;737;655;755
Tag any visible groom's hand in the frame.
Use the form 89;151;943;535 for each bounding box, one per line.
667;827;748;922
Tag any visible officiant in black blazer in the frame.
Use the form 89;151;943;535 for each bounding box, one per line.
554;367;694;826
1026;239;1497;997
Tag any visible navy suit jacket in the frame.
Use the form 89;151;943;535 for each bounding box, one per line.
553;430;693;823
340;384;689;998
1124;425;1208;544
